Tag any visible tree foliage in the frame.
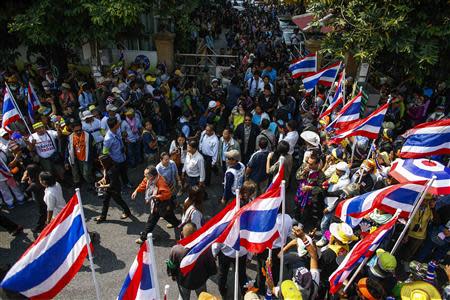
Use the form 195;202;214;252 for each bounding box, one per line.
309;0;450;83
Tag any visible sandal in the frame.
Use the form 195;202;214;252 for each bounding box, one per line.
120;213;130;220
94;216;106;223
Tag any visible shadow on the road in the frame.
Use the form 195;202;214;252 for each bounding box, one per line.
79;242;126;274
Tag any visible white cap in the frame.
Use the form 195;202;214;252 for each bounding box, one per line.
336;161;349;172
300;131;320;147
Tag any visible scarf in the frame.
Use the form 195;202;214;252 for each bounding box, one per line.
295;170;321;211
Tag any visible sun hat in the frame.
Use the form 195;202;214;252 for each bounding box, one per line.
81;110;94;121
329;222;358;244
400;281;441;300
335;161;349;173
280;280;303;300
111;87;121;94
106;104;118;112
300;131;320;147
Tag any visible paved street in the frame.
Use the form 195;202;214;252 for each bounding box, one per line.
0;163;298;299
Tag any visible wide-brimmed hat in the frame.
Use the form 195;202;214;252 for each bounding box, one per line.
81;110;94;120
111;87;121;94
280;280;302;300
329;222;358;244
106;104;118;112
400;281;441;300
335;161;349;173
300;131;320;147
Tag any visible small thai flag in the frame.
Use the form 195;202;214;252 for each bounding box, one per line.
288;53;317;78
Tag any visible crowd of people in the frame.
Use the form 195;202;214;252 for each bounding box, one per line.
1;1;450;299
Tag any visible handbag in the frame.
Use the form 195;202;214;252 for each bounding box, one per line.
171;149;181;167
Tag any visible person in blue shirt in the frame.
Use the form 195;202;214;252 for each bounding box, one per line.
261;65;277;83
102;117;131;188
78;82;94;111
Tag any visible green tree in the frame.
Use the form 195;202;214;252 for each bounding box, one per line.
309;0;450;84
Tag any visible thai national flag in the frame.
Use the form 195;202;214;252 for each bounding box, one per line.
319;71;344;119
2;89;21;129
217;163;285;253
329;214;399;294
118;242;159;300
288;53;317;78
329;102;389;143
335;182;424;227
302;62;341;93
179;162;284;274
27;82;41;123
328;91;362;131
399;119;450;159
0;194;91;299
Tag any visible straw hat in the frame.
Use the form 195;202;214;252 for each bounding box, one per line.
300;131;320;147
400;281;441;300
329;222;358;244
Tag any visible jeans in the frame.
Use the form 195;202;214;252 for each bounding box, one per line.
320;211;333;234
100;192;131;218
186;176;200;188
71;160;94;185
127;141;141;168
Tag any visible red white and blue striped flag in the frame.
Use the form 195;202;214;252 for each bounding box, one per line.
329;213;399;294
2;89;21;129
117;242;159;300
399;119;450;159
335;182;424;227
329;102;389;143
327;91;362;131
0;194;91;299
302;62;341;93
27;82;41;123
320;71;345;119
288;53;317;78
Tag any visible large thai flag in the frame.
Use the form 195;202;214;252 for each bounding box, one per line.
329;214;399;294
302;62;341;93
27;82;41;123
117;242;159;300
288;53;317;78
335;182;424;227
328;91;362;131
179;162;284;274
329;102;389;143
319;71;344;119
390;158;450;195
0;194;90;299
216;170;284;253
2;89;21;128
399;119;450;159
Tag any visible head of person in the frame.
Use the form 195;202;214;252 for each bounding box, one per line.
33;122;46;135
225;149;241;167
263;75;270;85
107;117;120;133
125;108;135;119
177;134;186;147
187;140;198;154
254;104;263;115
276;140;290;156
205;124;215;136
98;154;113;170
287;120;296;132
185;185;204;212
240;180;256;204
25;164;41;183
144;120;153;131
160;152;170;166
106;104;118;117
335;161;349;177
260;118;270;130
222;127;232;141
329;222;358;246
244;113;253;127
253;70;260;79
306;151;321;171
144;165;158;181
182;222;197;239
71;121;82;136
263;84;271;97
39;171;56;188
258;137;268;151
368;249;397;279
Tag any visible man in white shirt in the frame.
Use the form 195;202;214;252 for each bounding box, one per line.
182;140;205;188
246;71;264;98
279;120;299;183
27;122;64;180
198;124;219;186
81;110;103;155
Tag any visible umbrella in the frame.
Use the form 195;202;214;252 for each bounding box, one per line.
390;158;450;195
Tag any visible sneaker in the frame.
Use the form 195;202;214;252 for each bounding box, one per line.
135;238;145;245
316;237;328;247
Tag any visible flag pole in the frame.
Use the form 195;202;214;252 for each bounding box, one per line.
75;188;101;300
342;69;346;105
147;233;161;300
278;179;286;284
390;177;436;255
314;51;318;107
319;62;342;117
234;188;241;300
4;82;32;135
350;138;357;165
343;209;402;293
